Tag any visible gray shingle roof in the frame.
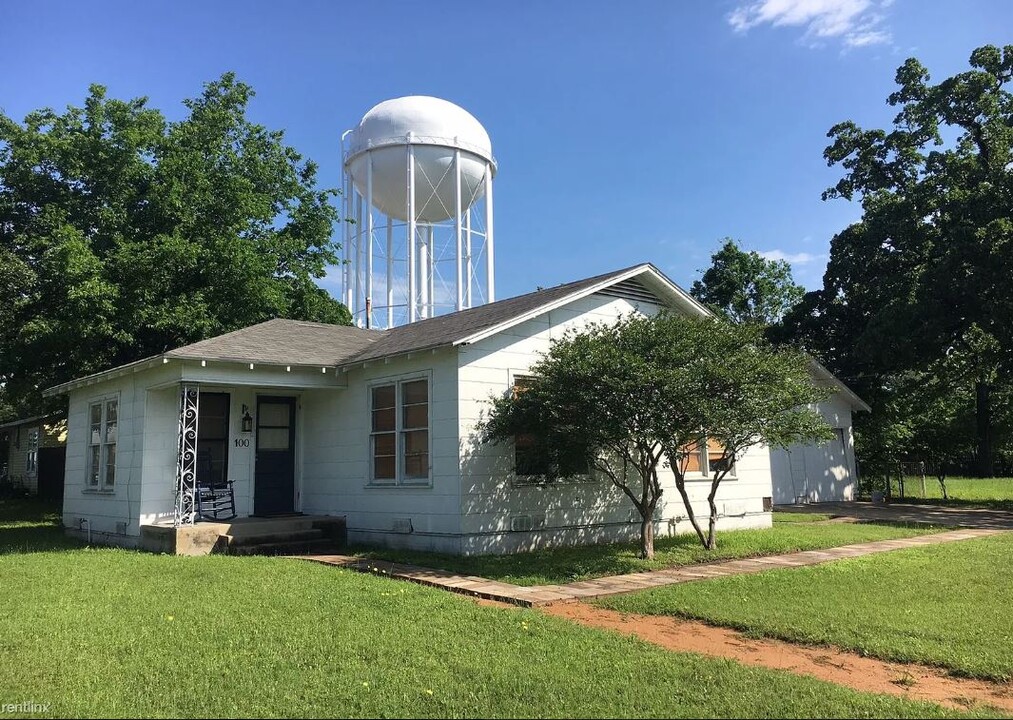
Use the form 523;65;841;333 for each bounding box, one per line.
166;265;650;368
165;319;381;367
341;264;649;365
44;263;665;394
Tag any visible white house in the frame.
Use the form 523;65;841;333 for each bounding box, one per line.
45;263;868;554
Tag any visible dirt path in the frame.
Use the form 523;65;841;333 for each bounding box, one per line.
542;602;1013;713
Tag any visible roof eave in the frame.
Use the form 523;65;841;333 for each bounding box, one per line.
809;358;872;413
454;264;712;348
42;355;167;397
337;343;451;373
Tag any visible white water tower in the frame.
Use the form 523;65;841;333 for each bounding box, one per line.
342;96;497;328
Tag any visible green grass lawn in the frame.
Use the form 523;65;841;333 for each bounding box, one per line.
597;534;1013;682
767;511;834;523
886;476;1013;511
354;513;941;586
0;503;984;718
0;497;79;553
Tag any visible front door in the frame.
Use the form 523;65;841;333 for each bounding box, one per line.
254;396;296;515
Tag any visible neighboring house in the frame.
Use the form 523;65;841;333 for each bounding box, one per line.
0;414;68;503
44;263;868;553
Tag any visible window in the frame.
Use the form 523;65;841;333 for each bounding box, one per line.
512;375;547;478
678;437;734;478
707;438;730;474
679;439;703;474
370;377;429;484
25;429;39;476
88;398;117;489
510;374;591;482
197;393;230;488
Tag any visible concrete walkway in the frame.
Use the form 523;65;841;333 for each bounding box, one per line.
294;527;1004;607
778;500;1013;530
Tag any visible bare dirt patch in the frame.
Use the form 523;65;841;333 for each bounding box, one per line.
542;601;1013;713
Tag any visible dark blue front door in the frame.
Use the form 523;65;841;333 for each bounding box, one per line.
254;396;295;515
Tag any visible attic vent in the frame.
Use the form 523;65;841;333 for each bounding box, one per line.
595;278;659;305
391;518;414;534
510;515;533;532
510;514;544;532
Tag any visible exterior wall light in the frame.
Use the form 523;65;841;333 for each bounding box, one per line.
241;405;253;433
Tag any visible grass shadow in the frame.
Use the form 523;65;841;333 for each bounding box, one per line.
0;498;84;554
350;517;941;586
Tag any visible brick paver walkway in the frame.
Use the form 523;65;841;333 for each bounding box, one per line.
294;527;1004;607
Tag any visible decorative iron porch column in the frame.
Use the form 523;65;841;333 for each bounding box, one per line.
173;384;200;526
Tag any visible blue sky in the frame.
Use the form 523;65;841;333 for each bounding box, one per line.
2;0;1010;299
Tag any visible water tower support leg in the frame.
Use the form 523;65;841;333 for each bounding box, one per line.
419;239;429;318
365;155;374;329
408;139;417;323
386;215;393;329
485;163;495;303
427;225;435;317
355;193;363;324
465;207;473;308
455;149;463;312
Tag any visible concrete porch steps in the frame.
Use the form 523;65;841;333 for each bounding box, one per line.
225;527;344;556
228;535;340;556
139;514;347;556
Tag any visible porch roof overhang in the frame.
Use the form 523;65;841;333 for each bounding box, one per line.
42;356;347;396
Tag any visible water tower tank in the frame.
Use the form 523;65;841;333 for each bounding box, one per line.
346;96;495;223
341;96;497;329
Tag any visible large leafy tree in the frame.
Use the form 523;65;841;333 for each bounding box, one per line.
778;45;1013;476
481;312;830;558
690;239;805;325
0;74;349;417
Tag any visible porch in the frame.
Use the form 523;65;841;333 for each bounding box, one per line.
140;514;347;556
154;368;342;526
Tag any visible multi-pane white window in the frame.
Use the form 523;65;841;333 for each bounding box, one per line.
370;378;429;484
88;398;118;489
25;429;39;476
678;437;735;478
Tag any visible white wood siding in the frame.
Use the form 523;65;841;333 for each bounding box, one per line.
456;293;773;554
300;350;462;553
770;393;857;504
62;366;173;543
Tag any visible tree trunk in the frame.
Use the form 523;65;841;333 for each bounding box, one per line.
639;511;655;560
976;380;993;478
706;491;719;550
674;479;708;548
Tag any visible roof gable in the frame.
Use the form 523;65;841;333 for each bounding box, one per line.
340;263;710;366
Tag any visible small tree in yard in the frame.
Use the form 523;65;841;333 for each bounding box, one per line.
481;312;832;558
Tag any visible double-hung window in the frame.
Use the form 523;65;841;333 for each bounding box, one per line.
678;436;734;478
370;377;429;484
511;374;592;482
512;375;547;478
25;429;39;477
88;398;118;489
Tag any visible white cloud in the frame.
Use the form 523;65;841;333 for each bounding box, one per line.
758;249;821;264
728;0;892;48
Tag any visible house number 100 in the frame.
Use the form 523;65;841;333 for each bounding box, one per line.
234;438;250;448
